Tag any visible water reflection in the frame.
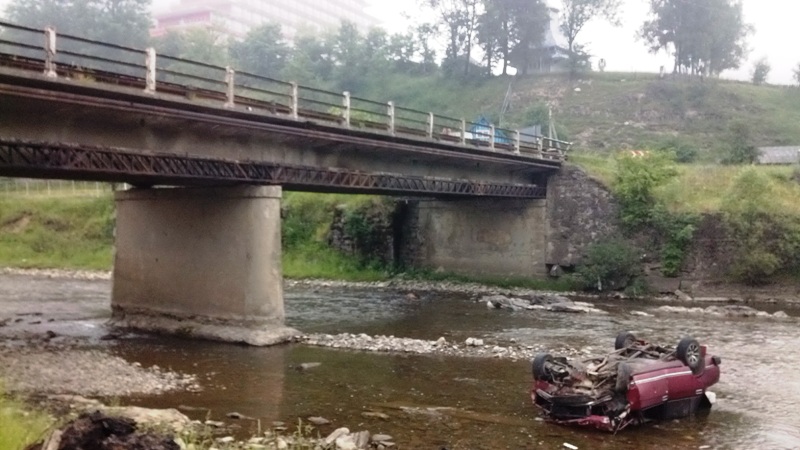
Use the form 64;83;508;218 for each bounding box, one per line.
1;275;799;448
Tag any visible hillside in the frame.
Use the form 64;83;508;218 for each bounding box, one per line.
353;71;800;154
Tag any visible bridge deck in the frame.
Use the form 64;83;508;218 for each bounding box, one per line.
0;21;566;198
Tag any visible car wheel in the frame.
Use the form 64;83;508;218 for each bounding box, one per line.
677;337;704;374
615;362;632;393
532;353;553;381
615;332;636;350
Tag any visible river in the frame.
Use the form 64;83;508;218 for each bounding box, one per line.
1;274;799;449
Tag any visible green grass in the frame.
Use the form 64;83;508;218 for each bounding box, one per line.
570;151;800;216
283;241;387;281
0;195;114;270
0;385;54;450
352;71;800;153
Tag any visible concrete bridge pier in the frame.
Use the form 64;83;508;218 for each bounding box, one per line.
110;185;298;346
400;198;549;278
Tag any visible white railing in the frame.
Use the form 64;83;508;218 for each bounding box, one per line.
0;21;572;159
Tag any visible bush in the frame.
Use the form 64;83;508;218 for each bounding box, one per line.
613;152;678;228
721;121;759;165
574;238;642;292
721;168;800;284
654;137;698;163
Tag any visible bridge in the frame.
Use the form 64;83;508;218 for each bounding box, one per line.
0;22;570;345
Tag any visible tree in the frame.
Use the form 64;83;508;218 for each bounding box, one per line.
477;0;505;75
281;31;336;86
425;0;482;76
153;28;228;65
640;0;751;76
229;23;289;79
793;62;800;86
751;57;770;85
508;0;550;76
6;0;151;48
560;0;620;57
721;121;758;165
413;23;438;71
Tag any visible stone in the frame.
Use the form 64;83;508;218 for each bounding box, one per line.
335;435;357;450
308;416;331;426
774;311;789;319
218;436;235;444
324;427;351;445
352;430;371;448
361;412;390;420
371;434;393;442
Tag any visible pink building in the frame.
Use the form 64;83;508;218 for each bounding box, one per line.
152;0;380;40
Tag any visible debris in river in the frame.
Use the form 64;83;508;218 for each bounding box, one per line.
532;332;721;431
482;294;606;314
25;411;179;450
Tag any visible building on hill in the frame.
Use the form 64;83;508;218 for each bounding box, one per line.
513;7;570;74
151;0;380;40
757;146;800;165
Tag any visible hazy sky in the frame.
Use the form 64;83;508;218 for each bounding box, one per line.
2;0;794;84
366;0;799;85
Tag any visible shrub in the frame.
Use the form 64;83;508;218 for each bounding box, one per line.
613;152;678;229
721;121;759;165
574;238;642;292
720;168;800;284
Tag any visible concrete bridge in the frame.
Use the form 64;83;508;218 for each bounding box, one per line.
0;22;570;345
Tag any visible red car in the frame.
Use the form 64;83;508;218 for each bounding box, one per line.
531;332;721;432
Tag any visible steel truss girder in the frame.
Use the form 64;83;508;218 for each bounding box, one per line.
0;139;546;198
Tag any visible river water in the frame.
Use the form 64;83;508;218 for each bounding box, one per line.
2;274;800;449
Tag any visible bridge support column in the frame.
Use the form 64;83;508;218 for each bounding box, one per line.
111;185;298;346
400;198;548;278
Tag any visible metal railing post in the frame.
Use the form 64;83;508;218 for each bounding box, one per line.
224;66;235;108
490;125;496;150
387;101;396;135
460;119;466;145
427;113;434;138
343;91;351;128
290;82;299;119
44;27;57;78
514;130;521;154
144;47;156;94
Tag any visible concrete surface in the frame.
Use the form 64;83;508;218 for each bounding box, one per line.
410;198;548;277
111;185;297;345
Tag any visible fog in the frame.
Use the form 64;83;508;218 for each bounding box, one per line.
367;0;799;85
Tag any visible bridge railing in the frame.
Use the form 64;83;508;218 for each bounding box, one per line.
0;21;572;160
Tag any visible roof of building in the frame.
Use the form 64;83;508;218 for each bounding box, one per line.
757;146;800;165
542;7;568;50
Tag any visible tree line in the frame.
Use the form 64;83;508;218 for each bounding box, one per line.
4;0;799;86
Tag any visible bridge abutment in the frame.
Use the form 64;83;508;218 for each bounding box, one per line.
110;185;298;345
400;198;548;277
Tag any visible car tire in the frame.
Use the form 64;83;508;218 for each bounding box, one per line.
677;337;704;374
615;332;636;350
532;353;553;381
615;362;632;393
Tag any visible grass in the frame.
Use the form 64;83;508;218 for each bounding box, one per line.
0;195;114;270
0;385;55;450
570;151;800;217
352;71;800;153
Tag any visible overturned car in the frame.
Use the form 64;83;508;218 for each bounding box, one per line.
531;332;721;432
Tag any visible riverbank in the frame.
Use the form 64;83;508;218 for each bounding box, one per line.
5;266;800;305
